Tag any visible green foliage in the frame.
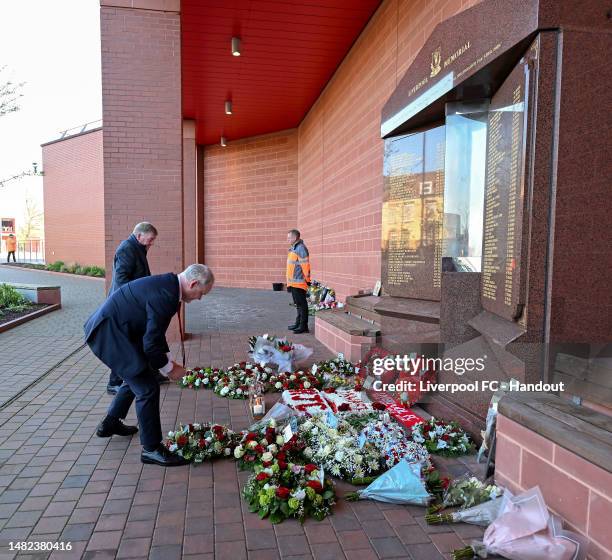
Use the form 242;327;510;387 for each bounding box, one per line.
46;261;64;272
42;261;105;277
0;283;30;316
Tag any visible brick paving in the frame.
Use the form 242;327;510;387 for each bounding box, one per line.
0;267;105;407
0;277;487;559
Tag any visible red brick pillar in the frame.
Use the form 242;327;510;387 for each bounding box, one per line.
183;120;197;267
100;0;183;291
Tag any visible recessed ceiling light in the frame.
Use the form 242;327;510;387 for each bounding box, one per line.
231;37;241;56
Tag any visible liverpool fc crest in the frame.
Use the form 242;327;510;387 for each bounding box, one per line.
430;47;442;77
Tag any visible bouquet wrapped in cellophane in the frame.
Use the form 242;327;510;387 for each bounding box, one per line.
452;487;587;560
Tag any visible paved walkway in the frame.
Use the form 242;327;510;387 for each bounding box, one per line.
0;273;486;560
0;267;105;408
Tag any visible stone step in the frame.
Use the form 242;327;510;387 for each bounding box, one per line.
316;309;380;337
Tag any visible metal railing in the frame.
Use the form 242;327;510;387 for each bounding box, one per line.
13;239;45;263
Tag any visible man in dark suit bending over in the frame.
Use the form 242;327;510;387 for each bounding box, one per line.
84;264;214;467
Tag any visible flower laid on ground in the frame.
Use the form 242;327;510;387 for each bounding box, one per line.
298;414;381;480
363;419;431;469
179;367;224;389
428;475;502;515
164;423;240;462
315;355;356;376
248;334;294;355
321;389;373;413
411;418;473;457
267;370;324;392
234;421;306;471
242;460;336;523
282;389;333;416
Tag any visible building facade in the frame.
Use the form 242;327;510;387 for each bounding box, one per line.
42;124;105;268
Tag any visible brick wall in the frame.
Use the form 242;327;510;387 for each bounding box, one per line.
297;0;481;301
42;129;105;268
203;130;298;289
495;414;612;560
100;1;183;290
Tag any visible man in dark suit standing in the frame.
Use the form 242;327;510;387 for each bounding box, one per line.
106;222;159;394
84;264;215;467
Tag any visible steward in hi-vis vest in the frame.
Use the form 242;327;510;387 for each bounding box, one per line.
286;230;311;334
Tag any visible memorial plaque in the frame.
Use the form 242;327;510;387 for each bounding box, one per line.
382;125;445;300
481;44;535;321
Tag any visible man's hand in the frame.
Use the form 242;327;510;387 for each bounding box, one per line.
167;362;187;381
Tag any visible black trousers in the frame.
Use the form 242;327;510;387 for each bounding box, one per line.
289;287;309;329
107;368;161;448
7;251;15;262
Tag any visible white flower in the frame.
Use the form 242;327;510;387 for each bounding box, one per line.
220;386;229;396
265;367;272;373
290;375;297;381
193;423;201;430
203;378;209;384
334;451;344;462
169;444;178;452
304;447;313;458
247;440;258;449
234;446;245;458
269;419;277;428
263;334;269;340
275;382;283;389
262;452;274;462
311;364;318;373
276;435;284;445
303;381;311;389
293;489;306;500
267;444;278;453
224;448;231;456
413;433;425;444
168;431;175;438
354;455;363;464
436;439;448;449
195;379;201;386
182;376;188;383
236;388;243;395
322;445;332;456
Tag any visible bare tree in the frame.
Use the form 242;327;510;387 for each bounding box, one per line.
18;195;44;241
0;65;24;117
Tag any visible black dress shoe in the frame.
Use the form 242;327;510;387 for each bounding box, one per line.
141;445;190;467
292;326;310;334
106;385;120;395
288;324;299;330
155;373;170;384
96;417;138;437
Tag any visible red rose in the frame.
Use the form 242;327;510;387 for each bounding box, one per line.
176;435;188;446
262;461;272;468
256;472;269;481
240;361;247;368
372;402;386;410
198;439;206;449
255;445;265;454
441;477;451;489
276;487;291;500
276;451;286;462
277;460;288;471
442;434;450;441
304;464;318;474
245;432;258;442
338;403;350;411
323;387;336;393
307;480;323;493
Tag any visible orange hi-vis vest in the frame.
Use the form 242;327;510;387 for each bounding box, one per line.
6;237;17;252
287;239;310;290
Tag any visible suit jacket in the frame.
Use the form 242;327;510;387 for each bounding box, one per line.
109;234;151;294
84;273;179;377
